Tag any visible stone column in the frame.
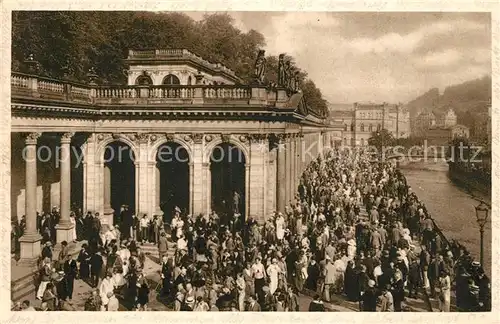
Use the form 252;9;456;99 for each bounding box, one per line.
248;136;265;222
103;162;113;225
290;135;296;201
19;132;42;265
191;140;204;216
285;136;292;205
155;164;162;215
276;136;286;213
55;132;75;243
318;131;324;159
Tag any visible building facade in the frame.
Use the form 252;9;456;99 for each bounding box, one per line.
425;124;470;146
413;108;458;137
11;49;341;263
329;102;409;147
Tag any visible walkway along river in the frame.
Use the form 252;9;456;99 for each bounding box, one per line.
400;160;492;276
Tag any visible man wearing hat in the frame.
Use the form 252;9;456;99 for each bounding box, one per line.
476;267;491;311
380;284;394;312
360;280;378;311
323;255;336;302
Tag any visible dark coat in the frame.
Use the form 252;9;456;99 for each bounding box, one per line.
361;287;378;311
308;300;326;312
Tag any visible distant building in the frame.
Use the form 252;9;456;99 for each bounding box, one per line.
425;124;469;146
328;102;410;147
443;108;458;128
450;124;470;139
413;108;457;137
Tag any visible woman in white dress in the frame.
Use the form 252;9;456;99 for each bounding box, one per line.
275;213;285;241
266;258;281;295
69;212;77;242
437;270;451;312
99;272;116;310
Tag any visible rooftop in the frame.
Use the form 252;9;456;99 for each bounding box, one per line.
125;49;239;81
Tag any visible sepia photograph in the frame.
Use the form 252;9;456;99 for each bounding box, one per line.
7;10;493;313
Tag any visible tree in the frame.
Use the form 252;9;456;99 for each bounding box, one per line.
368;129;395;149
11;11;328;117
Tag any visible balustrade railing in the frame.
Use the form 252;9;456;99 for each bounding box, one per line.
95;86;139;99
11;74;29;88
203;86;251;99
11;72;266;106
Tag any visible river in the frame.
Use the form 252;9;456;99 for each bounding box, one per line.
400;161;492;276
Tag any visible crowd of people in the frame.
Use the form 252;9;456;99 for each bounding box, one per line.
13;148;491;312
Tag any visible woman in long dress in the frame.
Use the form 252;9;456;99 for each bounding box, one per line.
77;244;90;280
275;213;285;242
69;212;77;242
438;270;451;312
266;258;281;295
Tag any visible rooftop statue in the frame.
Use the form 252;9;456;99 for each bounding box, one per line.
278;54;286;87
253;50;267;85
283;61;291;91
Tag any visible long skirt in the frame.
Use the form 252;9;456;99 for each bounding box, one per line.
36;281;49;299
80;261;90;279
439;292;451;312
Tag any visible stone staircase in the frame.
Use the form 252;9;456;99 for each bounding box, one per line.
11;240;84;303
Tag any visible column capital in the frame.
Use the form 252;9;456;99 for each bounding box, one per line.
24;132;41;145
248;133;267;143
61;132;75;144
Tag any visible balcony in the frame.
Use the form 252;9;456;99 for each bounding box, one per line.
126;49;236;76
11;72;284;107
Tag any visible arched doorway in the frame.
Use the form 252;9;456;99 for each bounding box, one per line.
104;141;136;224
162;74;180;85
210;143;246;221
156;142;190;224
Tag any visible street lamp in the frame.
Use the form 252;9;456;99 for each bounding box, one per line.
475;201;489;266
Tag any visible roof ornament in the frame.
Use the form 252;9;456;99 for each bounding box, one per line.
23;53;40;74
252;49;267;85
86;67;99;85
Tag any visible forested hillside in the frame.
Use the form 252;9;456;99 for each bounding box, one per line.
406;76;491;132
12;11;328;117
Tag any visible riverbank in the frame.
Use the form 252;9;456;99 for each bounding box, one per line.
448;166;491;200
400;165;491;276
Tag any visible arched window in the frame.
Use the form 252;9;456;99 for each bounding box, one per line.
361;138;365;146
350;123;354;131
162;74;180;85
360;123;365;132
344;138;347;145
187;76;192;85
344;124;348;131
369;124;373;132
351;138;355;146
135;74;153;85
377;124;381;131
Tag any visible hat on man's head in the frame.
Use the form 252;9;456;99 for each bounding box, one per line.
368;280;375;288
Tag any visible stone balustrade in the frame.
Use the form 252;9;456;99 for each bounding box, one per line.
11;72;282;106
127;49;236;76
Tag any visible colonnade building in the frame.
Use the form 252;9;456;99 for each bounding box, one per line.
11;49;342;263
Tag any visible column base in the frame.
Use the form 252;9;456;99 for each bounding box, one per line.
18;233;42;265
55;222;75;243
103;207;114;228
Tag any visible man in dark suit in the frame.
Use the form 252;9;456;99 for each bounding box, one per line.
246;294;261;311
63;254;78;300
90;250;104;288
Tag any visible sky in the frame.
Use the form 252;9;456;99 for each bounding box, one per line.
186;12;491;104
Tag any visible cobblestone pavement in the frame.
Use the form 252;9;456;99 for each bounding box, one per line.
21;254;437;312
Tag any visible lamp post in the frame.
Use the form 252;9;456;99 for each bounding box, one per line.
475;201;489;266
